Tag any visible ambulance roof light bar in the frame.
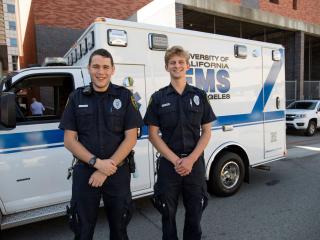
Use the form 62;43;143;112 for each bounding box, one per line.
95;17;106;22
43;57;68;66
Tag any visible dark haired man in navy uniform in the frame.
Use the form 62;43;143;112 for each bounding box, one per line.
144;46;216;240
59;48;143;240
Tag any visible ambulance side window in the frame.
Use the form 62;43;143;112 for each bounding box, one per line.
11;73;74;124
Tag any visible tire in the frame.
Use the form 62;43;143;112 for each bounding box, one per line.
209;152;245;197
305;120;316;136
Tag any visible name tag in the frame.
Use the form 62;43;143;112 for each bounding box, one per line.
78;104;88;108
161;103;171;108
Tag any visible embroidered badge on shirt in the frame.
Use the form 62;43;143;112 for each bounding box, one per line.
113;99;122;110
161;103;171;108
193;95;200;106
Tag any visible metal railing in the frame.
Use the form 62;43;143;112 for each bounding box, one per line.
304;81;320;100
285;80;320;106
285;81;296;106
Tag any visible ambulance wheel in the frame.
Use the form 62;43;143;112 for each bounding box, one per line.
305;120;316;136
209;152;244;197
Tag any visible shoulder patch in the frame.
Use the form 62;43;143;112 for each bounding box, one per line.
131;95;139;110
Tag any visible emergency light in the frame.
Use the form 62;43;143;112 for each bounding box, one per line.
148;33;168;50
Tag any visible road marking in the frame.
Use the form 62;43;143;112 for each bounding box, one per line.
295;145;320;152
287;143;320;159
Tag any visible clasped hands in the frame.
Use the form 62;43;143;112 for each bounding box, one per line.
89;159;117;187
174;157;195;176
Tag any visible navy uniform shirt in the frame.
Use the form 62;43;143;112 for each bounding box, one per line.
144;84;216;154
59;83;143;159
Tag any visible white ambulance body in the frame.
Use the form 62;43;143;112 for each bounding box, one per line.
0;18;286;229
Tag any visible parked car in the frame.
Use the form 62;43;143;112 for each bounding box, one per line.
286;100;320;136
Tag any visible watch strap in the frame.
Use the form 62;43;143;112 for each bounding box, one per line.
88;156;97;168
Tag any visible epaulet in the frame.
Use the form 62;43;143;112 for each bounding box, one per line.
192;86;206;95
67;87;82;99
76;86;85;90
151;88;166;102
188;84;199;91
112;84;130;92
158;85;169;92
73;86;90;96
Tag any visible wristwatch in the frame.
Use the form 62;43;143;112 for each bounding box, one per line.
88;156;97;168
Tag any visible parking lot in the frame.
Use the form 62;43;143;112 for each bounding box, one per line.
2;131;320;240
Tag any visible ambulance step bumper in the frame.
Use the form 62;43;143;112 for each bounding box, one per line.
1;202;67;230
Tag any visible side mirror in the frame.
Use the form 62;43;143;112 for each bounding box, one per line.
0;92;16;128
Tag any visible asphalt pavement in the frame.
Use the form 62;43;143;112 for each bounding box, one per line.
2;131;320;240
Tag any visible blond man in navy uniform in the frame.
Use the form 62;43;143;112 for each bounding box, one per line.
144;46;216;240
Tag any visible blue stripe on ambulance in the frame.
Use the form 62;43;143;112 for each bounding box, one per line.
0;49;284;154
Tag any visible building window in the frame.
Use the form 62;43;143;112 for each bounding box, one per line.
269;0;279;4
7;4;15;13
10;38;17;47
9;21;16;30
12;55;18;70
293;0;298;10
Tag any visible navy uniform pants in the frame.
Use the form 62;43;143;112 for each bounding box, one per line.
70;162;133;240
153;156;208;240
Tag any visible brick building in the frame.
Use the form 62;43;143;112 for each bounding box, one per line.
17;0;150;68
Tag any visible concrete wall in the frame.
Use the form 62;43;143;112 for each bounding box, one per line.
177;0;320;36
16;0;31;53
137;0;176;27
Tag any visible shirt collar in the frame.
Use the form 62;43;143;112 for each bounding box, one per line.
166;83;196;95
93;82;118;96
106;83;118;96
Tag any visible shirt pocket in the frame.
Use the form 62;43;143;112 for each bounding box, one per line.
75;107;94;131
106;111;125;133
188;104;203;126
158;104;177;128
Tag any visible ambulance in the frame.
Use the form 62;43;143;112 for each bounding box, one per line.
0;17;286;229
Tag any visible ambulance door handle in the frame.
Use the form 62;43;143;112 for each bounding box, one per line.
276;97;280;109
222;125;234;131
